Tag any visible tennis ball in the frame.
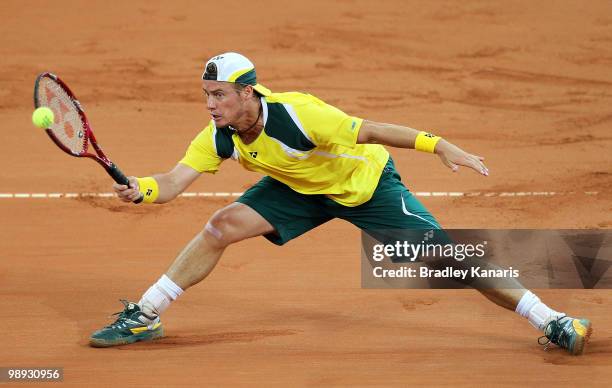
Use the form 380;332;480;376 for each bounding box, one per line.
32;107;55;128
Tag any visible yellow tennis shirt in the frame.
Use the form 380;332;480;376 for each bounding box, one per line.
179;92;389;207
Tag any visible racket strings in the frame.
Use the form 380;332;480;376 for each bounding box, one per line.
36;77;87;155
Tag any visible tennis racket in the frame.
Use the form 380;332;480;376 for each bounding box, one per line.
34;72;142;203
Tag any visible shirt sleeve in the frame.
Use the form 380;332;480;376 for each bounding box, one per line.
179;122;223;174
297;96;363;149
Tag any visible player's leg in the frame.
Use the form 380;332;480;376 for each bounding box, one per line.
90;176;332;347
334;156;591;355
88;202;274;348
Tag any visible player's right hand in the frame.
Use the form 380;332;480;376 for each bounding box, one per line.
113;176;141;202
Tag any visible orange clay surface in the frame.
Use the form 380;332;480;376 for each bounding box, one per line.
1;1;611;386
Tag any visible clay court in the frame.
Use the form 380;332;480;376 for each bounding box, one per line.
1;0;611;386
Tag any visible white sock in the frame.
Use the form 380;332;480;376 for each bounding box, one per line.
515;290;563;330
139;274;184;317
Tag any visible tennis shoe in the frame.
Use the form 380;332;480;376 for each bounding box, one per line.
89;299;163;347
538;315;592;355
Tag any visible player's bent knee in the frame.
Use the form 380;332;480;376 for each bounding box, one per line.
203;207;247;247
203;220;223;239
203;220;231;249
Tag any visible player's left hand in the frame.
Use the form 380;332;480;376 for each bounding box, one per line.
435;140;489;176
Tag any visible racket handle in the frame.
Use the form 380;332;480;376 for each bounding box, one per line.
107;163;144;204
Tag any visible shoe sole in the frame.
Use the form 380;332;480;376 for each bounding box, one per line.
89;327;164;348
572;320;592;356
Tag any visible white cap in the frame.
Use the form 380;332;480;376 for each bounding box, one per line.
202;52;271;96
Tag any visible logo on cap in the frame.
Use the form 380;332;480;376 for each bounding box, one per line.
204;62;218;80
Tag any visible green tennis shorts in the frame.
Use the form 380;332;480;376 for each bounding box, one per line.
236;157;441;245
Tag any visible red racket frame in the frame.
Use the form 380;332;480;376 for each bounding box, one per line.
34;72;142;203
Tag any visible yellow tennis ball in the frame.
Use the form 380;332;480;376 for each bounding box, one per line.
32;107;55;128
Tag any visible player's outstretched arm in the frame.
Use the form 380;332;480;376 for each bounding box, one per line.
113;163;201;204
357;120;489;176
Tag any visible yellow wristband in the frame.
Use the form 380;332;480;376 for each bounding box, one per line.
414;131;442;153
136;177;159;204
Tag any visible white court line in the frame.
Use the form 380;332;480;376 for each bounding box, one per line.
0;191;601;200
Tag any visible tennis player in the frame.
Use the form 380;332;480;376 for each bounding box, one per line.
89;52;591;355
